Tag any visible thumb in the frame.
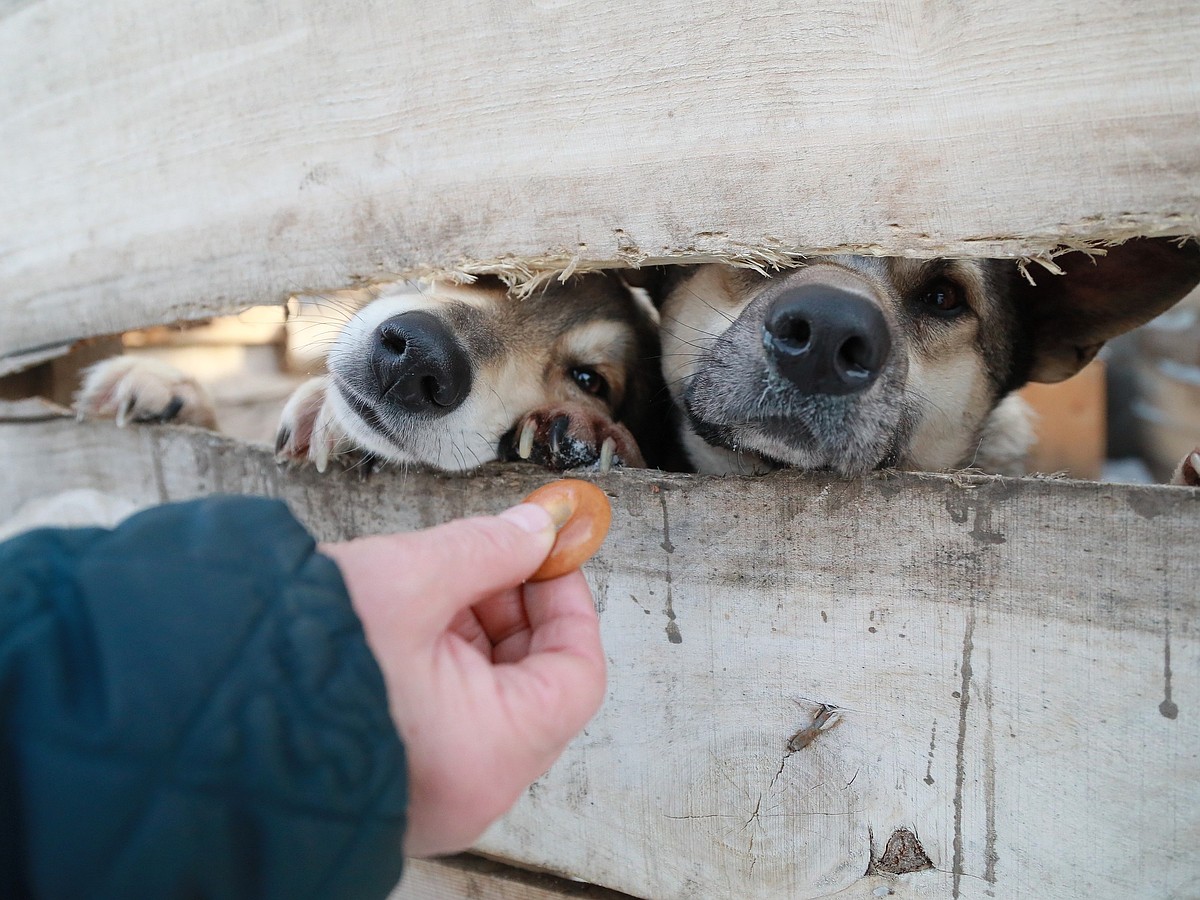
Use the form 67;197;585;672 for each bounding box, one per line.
323;503;557;642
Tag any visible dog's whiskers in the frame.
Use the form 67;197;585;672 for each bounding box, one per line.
658;310;725;341
686;286;738;326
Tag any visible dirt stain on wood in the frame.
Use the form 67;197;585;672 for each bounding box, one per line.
945;496;1006;545
924;720;937;786
658;489;681;644
1161;618;1179;719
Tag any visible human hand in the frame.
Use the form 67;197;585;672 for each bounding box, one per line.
320;503;606;857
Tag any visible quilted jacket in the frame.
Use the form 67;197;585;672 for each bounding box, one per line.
0;496;407;899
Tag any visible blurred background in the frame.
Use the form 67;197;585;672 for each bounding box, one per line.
1021;284;1199;483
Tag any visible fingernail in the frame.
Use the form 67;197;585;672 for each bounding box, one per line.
499;502;555;534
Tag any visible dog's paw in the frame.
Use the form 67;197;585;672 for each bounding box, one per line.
75;357;217;429
499;403;645;472
275;377;356;473
1171;448;1200;487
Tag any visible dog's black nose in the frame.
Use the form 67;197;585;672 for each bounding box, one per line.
762;286;891;395
370;311;472;414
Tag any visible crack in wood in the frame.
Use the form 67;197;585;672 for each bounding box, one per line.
983;662;999;884
952;601;977;898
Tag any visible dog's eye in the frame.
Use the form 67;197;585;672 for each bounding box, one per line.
917;279;966;317
570;366;610;400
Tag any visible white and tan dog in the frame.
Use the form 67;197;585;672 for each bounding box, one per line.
78;274;674;472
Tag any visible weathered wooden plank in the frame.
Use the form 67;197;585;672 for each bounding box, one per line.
2;418;1197;898
3;2;1199;359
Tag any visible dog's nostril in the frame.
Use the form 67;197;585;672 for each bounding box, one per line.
423;374;457;407
380;331;407;358
778;318;812;351
763;309;814;355
837;336;871;377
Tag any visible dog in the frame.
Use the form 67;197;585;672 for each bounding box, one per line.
77;273;673;473
642;237;1200;476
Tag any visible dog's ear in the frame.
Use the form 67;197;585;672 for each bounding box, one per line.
618;265;691;308
1015;237;1200;383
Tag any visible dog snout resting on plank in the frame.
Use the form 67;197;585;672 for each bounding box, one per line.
647;237;1200;476
78;273;674;473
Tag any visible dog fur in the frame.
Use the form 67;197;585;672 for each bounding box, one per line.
647;238;1200;476
78;274;671;474
276;273;671;472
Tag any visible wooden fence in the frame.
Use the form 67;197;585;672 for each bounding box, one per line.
2;2;1199;897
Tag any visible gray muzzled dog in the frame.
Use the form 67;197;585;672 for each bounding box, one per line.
644;238;1200;476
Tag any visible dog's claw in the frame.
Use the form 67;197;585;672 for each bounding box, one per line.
1174;450;1200;487
159;396;184;423
314;431;330;474
506;404;645;471
599;436;615;473
275;376;344;471
518;421;536;460
116;394;136;428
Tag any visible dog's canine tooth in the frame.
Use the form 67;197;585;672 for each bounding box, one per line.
599;436;615;473
518;421;536;460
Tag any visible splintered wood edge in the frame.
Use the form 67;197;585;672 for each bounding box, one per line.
4;232;1196;367
405;231;1200;296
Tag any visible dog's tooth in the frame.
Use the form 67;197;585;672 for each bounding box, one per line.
518;421;535;460
599;437;615;473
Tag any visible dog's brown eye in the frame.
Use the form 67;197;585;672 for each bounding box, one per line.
918;279;966;317
570;366;609;400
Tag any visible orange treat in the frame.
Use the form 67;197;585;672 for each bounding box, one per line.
522;479;612;582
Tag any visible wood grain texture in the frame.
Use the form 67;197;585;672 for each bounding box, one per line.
2;418;1197;899
3;2;1199;360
